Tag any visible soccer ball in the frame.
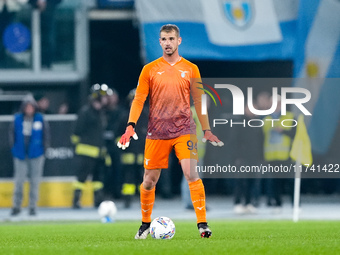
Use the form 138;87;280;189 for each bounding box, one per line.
98;200;117;223
150;216;175;240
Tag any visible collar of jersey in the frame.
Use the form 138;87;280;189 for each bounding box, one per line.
161;56;182;66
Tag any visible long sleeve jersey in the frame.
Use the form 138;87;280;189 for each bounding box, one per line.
128;57;210;139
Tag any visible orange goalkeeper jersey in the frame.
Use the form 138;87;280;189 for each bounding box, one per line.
128;57;210;139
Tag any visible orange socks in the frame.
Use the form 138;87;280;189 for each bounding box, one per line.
140;184;155;223
189;179;207;223
140;180;206;224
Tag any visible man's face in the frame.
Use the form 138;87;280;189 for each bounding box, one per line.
108;93;118;107
24;103;35;117
159;30;181;56
38;98;49;110
92;100;102;110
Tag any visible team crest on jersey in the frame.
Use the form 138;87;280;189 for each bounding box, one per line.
179;70;189;78
222;0;254;29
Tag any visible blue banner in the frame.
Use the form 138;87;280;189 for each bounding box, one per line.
294;0;340;155
135;0;298;62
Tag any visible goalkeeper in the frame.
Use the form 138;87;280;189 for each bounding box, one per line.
117;24;223;239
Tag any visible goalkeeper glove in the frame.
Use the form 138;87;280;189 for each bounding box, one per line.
117;124;138;150
202;130;224;147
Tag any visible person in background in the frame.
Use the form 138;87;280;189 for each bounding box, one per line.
70;84;110;209
34;93;52;114
103;87;124;200
28;0;62;68
9;94;50;216
232;104;263;214
119;89;148;208
256;91;272;112
263;95;296;213
57;102;69;114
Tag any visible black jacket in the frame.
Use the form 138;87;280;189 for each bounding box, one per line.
73;104;107;149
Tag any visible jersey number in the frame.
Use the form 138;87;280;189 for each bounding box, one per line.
187;140;197;151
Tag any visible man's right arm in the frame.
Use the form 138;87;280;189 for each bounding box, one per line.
117;66;150;150
127;66;150;126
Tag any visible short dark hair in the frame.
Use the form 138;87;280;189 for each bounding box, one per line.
160;24;180;37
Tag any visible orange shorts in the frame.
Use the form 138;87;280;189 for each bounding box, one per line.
144;134;198;169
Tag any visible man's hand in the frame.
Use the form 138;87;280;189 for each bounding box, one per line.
202;130;224;147
117;125;138;150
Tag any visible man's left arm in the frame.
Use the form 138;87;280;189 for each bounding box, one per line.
190;65;224;147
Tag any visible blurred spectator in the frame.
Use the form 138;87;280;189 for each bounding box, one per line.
118;89;148;208
263;95;296;213
232;104;263;214
29;0;62;68
58;102;69;114
34;93;52;114
0;0;28;68
9;95;50;216
70;84;110;209
103;88;124;200
256;91;272;111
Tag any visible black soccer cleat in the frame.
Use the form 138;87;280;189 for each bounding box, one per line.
135;222;151;239
29;208;37;216
10;207;21;216
198;222;212;238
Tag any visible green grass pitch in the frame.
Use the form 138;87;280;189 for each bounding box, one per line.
0;220;339;255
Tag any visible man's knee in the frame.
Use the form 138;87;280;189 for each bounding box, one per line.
142;180;156;190
142;169;161;190
185;174;200;184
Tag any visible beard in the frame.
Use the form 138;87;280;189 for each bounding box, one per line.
164;46;177;56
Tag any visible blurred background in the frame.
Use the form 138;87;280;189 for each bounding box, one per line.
0;0;339;211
